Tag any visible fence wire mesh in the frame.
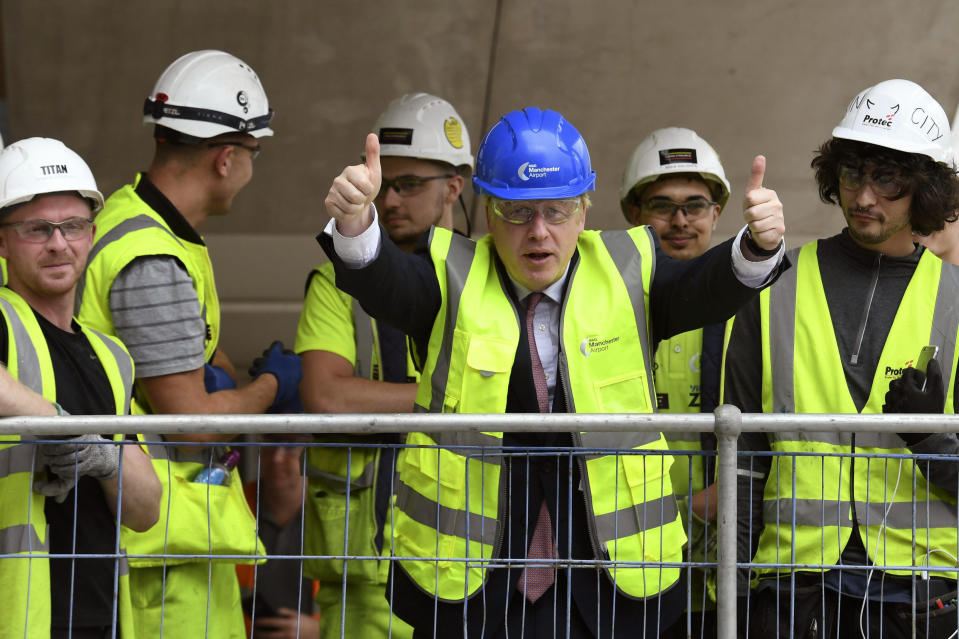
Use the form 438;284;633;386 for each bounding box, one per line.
1;409;958;638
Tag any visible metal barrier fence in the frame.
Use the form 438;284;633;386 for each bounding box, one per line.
3;408;959;639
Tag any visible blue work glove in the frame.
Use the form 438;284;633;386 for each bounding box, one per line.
204;363;237;393
883;359;945;445
268;392;304;414
249;341;303;412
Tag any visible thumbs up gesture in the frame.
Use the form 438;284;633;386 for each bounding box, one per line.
742;155;785;251
324;133;382;237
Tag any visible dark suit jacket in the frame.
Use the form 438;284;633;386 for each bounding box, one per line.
316;226;785;638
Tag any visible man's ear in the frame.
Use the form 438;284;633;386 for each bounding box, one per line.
444;175;465;205
211;145;234;178
625;204;643;226
0;232;7;259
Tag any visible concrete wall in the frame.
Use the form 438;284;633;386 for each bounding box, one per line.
5;0;959;368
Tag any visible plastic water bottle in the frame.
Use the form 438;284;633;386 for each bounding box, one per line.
193;450;240;486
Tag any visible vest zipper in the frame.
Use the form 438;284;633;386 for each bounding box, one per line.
850;254;882;366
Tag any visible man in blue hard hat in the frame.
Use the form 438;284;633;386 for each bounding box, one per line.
318;107;787;638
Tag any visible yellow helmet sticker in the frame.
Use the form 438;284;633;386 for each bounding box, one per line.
444;117;464;149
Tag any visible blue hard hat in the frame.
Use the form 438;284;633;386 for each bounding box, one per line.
472;107;596;200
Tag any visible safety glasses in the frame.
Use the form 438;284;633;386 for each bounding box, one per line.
838;165;909;199
641;197;717;221
0;217;94;243
379;174;453;198
207;140;261;160
490;198;582;225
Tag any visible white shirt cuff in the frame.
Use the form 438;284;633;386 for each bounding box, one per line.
730;226;785;288
322;205;382;268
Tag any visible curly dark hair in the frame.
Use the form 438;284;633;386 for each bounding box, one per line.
811;138;959;235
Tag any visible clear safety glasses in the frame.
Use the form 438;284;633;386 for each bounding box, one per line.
0;217;94;243
838;165;910;199
490;198;582;225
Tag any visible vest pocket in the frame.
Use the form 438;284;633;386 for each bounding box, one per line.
593;371;650;412
303;474;383;584
445;330;513;412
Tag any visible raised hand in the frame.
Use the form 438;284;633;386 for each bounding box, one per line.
324;133;382;237
742;155;785;251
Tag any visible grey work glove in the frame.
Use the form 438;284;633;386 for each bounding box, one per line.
34;434;121;503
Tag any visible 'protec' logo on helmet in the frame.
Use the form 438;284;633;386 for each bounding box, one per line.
236;91;249;114
856;97;899;132
517;162;560;182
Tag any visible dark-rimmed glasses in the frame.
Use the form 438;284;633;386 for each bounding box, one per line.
641;197;717;221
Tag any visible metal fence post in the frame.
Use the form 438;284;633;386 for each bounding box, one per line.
714;404;742;639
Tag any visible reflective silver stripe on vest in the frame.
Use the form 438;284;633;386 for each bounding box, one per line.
594;494;679;543
76;214;185;311
598;230;655;411
579;431;662;454
0;297;43;394
0;443;37;480
430;432;504;449
428;231;477;412
764;497;959;530
117;551;130;577
394;478;499;546
0;523;48;554
85;327;135;415
352;298;374;380
929;262;959;387
769;247;802;414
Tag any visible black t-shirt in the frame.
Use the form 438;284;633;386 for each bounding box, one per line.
0;309;121;629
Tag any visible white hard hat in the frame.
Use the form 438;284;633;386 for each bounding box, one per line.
833;79;951;164
619;127;730;220
367;93;473;170
0;137;103;213
143;50;273;140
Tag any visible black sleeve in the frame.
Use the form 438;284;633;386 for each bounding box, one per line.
648;230;787;344
722;295;764;414
316;227;441;358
